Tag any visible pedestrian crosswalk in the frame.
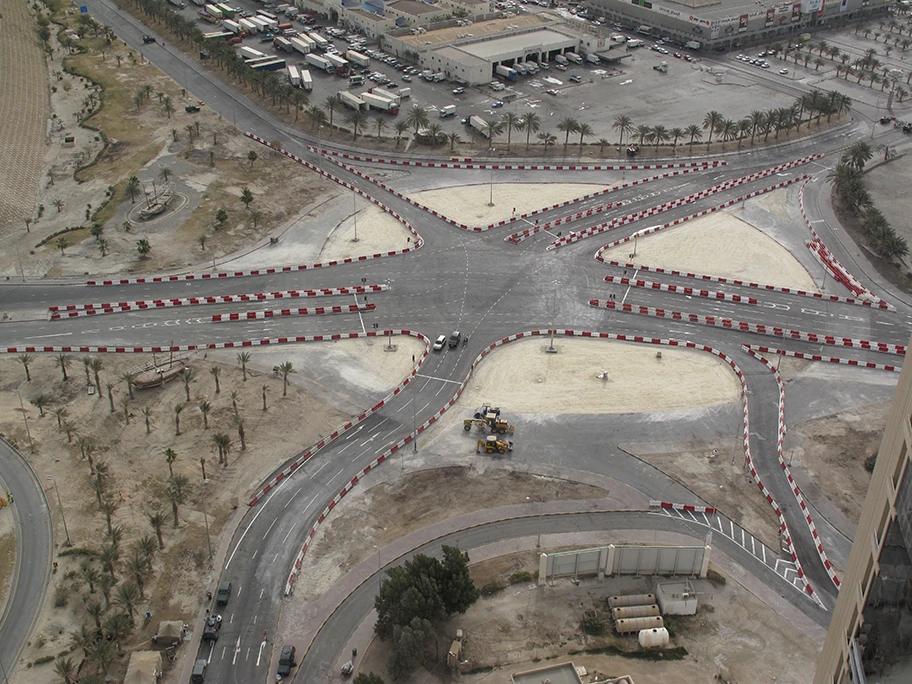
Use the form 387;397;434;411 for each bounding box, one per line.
654;506;826;610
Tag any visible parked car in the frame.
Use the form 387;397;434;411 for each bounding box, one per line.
202;615;221;641
452;87;466;95
491;101;504;108
216;581;232;605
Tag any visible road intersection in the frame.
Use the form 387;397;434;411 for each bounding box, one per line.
2;2;911;681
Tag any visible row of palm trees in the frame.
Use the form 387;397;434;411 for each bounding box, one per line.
828;142;909;262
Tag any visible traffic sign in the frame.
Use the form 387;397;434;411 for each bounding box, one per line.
80;5;88;12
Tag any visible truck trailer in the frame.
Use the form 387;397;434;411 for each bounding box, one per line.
565;52;582;64
345;50;370;67
338;91;365;110
361;91;399;114
306;53;335;74
371;87;400;104
287;64;300;86
273;36;294;53
554;54;568;65
290;36;312;55
238;18;258;34
685;40;701;50
324;53;349;76
300;69;313;91
239;46;266;61
495;64;518;81
469;115;491;137
250;58;287;71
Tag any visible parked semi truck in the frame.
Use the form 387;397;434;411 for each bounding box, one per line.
287;64;300;86
338;91;365;110
565;52;582;64
300;69;313;91
306;53;335;74
469;115;490;137
513;62;527;75
325;53;349;76
345;50;370;67
238;18;258;34
371;87;400;104
240;46;266;61
273;36;294;52
307;32;329;50
250;58;286;71
290;36;312;55
495;64;518;81
361;92;399;114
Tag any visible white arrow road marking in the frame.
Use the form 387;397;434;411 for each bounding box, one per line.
256;640;267;667
25;332;73;339
232;637;241;665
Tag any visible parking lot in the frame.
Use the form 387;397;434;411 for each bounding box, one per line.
180;1;807;146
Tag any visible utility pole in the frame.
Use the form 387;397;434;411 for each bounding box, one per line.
202;479;212;560
412;354;418;453
16;389;33;452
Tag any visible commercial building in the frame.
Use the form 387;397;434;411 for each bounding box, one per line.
585;0;894;50
302;0;495;37
814;334;912;683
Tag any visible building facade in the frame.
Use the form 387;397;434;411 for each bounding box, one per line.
814;335;912;683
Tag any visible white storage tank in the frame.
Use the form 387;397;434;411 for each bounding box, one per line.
612;604;660;620
608;593;656;608
615;616;664;634
638;627;670;648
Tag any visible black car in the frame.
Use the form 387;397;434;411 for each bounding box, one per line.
142;34;157;44
202;615;221;641
185;105;200;113
448;331;461;348
215;581;232;605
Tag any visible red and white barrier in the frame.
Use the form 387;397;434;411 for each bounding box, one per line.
588;299;906;356
604;275;758;305
279;328;815;600
311;146;725;172
650;500;718;514
211;303;374;321
742;345;901;372
599;262;892;310
742;345;842;590
49;285;388;319
549;155;820;250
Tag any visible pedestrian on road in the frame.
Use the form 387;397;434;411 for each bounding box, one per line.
352;648;358;659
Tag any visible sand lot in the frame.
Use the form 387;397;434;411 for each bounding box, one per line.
602;212;819;292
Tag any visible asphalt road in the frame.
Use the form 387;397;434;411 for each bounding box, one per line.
0;438;53;682
2;2;910;682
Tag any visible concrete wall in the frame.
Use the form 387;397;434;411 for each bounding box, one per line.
538;544;710;584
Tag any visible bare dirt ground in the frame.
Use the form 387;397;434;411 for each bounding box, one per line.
0;512;15;623
319;203;413;262
601;210;820;292
299;467;609;601
357;564;820;684
0;337;416;683
0;0;47;232
790;401;888;526
457;338;741;414
409;183;610;226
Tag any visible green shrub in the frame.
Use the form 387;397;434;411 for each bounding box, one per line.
509;570;532;584
59;547;98;558
33;655;54;666
706;568;727;586
581;611;606;636
480;580;504;596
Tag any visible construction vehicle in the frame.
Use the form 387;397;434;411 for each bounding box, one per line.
464;412;514;434
473;405;500;419
476;436;513;455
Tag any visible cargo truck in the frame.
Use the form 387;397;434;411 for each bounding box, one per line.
495;64;519;81
306;53;335;74
338;91;365;110
274;36;293;52
307;32;330;50
240;46;266;60
439;104;457;118
345;50;370;67
565;52;582;64
585;53;600;64
250;58;286;71
216;3;237;18
685;40;701;50
431;72;445;82
636;25;653;36
251;17;272;32
525;62;539;74
554;54;568;65
289;36;311;54
199;9;220;23
469;115;491;137
204;4;223;19
513;62;527;75
371;87;400;104
325;53;349;76
287;64;300;86
626;39;645;48
300;69;313;91
361;92;399;114
202;31;234;41
398;87;411;98
221;19;241;34
239;18;258;34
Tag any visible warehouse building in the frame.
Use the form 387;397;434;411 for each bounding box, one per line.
585;0;893;51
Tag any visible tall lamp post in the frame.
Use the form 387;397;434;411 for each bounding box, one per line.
202;478;212;560
488;148;496;206
46;475;70;546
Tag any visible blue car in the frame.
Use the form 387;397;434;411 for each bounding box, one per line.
492;101;504;108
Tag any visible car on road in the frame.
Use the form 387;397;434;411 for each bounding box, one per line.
448;331;462;348
491;101;504;108
202;615;221;641
673;52;682;59
569;74;582;83
779;68;789;75
190;660;207;683
142;34;157;44
546;89;559;95
216;581;231;605
453;87;466;95
278;645;298;676
433;335;447;351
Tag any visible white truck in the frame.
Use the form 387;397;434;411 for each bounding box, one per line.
238;18;258;34
685;40;701;50
221;18;241;34
306;53;334;74
273;36;293;53
240;46;266;61
626;39;645;48
513;62;527;76
338;91;365;110
495;64;519;81
398;87;411;98
585;53;600;64
439;104;456;118
290;36;311;55
300;69;313;91
565;52;583;64
525;61;539;74
325;53;349;75
307;32;330;50
204;4;223;19
361;91;399;114
431;72;445;82
469;115;490;137
251;17;272;33
371;87;400;104
287;64;300;86
554;54;568;65
345;50;370;67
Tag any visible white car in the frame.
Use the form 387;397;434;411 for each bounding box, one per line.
779;68;789;75
433;335;447;351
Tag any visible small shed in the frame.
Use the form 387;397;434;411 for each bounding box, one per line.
153;620;185;646
656;580;699;616
124;650;162;684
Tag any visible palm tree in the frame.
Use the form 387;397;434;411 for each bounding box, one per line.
537;131;556;148
447;131;462;151
503;112;522;150
307;104;325;128
323;94;340;134
209;366;221;394
54;656;78;684
148;510;166;549
198;400;211;429
577;122;593;152
236;417;246;451
114;581;140;620
141;406;153;434
120;371;135;400
106;382;116;413
18;353;32;382
373;116;388;140
98;571;115;609
76;435;95;473
720;119;739;148
99;497;119;536
89;357;103;395
126;551;149;598
426;123;444;146
174;403;184;436
81;563;100;594
181;367;195;401
236;351;251;381
51;406;68;429
685;124;702;153
394;120;409;147
126;175;141;203
84;598;104;630
56;353;71;381
138;535;157;570
60;419;77;443
634;124;651;147
612;115;634;147
651;125;670;154
163;447;178;477
99;542;119;579
167;475;189;526
406;105;430;137
212;432;232;466
556;117;580;154
702;110;723;145
29;395;50;417
347;109;367;140
669;127;685;152
748;110;766;145
239;187;254;211
737;119;752;148
597;138;610;156
521;112;541;150
882;231;910;262
70;625;95;658
278;361;295;396
842;141;874;170
103;612;133;651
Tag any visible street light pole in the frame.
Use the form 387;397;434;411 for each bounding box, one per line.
488;148;495;206
16;389;33;452
412;354;418;453
202;479;212;560
351;189;359;243
46;475;70;546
